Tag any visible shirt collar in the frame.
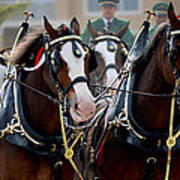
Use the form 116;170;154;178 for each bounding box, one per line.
102;17;114;27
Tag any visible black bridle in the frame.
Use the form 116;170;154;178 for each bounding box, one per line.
43;35;89;97
90;35;128;96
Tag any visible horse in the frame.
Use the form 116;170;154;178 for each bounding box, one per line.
87;21;129;96
0;16;97;180
93;2;180;180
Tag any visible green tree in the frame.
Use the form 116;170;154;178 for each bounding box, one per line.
0;1;29;25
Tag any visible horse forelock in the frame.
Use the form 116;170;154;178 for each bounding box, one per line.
10;31;44;65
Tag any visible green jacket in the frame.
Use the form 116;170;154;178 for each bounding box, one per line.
149;25;158;39
81;17;134;49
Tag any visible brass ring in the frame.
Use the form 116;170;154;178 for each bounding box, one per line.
146;157;157;164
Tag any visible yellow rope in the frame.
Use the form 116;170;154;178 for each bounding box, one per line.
11;26;24;56
165;79;180;180
58;93;84;180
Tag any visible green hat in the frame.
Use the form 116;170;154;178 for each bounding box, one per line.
98;0;119;7
152;2;168;17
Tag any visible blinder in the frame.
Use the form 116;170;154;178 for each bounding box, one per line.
50;48;62;73
72;40;82;58
107;40;116;52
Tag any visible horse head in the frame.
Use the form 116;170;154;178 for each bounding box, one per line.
159;2;180;86
43;16;97;122
10;16;96;123
130;2;180;130
87;21;129;95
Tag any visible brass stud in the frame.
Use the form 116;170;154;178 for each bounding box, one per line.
51;144;56;152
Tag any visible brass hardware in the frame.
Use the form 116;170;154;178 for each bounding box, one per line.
146;157;157;164
65;149;74;159
24;11;34;23
51;144;57;152
0;117;23;139
75;49;81;55
157;139;161;147
109;45;115;50
166;137;176;149
51;59;55;66
54;161;63;167
90;147;95;163
144;9;156;21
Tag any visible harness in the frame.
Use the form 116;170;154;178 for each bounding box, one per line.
106;26;180;180
80;21;151;179
82;22;180;180
0;34;90;180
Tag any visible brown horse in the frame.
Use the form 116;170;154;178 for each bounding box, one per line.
92;2;180;180
0;16;96;180
87;21;129;96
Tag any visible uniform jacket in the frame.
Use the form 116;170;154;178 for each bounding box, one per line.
81;17;134;49
149;24;158;39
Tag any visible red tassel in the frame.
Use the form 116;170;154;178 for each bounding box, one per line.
34;47;44;70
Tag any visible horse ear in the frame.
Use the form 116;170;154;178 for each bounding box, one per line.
168;2;180;30
70;17;80;35
43;15;58;39
88;20;98;39
116;21;130;39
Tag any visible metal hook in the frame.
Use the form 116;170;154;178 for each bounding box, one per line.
144;9;156;21
24;10;34;23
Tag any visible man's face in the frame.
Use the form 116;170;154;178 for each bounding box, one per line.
155;14;168;25
100;6;117;20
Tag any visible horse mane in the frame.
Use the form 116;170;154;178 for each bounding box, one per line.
10;30;44;65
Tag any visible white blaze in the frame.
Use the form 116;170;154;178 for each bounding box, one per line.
60;41;95;122
94;41;119;87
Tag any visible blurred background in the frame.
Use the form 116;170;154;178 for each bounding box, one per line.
0;0;180;49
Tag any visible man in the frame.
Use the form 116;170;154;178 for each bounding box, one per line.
81;0;134;49
149;1;168;39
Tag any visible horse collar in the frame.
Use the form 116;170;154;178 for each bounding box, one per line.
167;27;180;79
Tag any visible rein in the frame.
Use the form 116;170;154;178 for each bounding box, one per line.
10;76;62;105
91;84;178;98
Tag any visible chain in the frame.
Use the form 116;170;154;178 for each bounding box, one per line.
91;84;178;98
10;77;62;105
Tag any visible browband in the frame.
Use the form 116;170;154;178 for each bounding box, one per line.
23;35;82;71
45;35;82;51
171;30;180;36
94;35;120;43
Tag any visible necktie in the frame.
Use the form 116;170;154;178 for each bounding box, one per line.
107;21;111;30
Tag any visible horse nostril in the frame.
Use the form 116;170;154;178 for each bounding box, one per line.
75;103;78;110
90;111;94;115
